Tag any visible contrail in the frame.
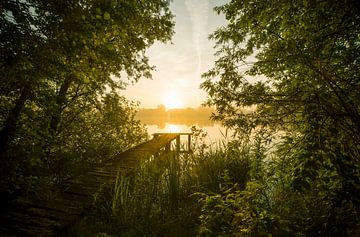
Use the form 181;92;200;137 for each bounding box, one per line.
185;0;209;79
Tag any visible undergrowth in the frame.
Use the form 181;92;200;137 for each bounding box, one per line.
69;128;359;237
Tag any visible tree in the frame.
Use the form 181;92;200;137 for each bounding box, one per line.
0;0;174;195
0;0;174;155
202;0;360;234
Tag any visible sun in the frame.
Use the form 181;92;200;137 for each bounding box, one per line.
163;92;183;109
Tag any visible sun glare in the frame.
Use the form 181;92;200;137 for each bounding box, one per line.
167;124;181;133
163;92;183;109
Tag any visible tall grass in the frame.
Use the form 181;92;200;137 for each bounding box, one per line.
69;131;253;237
69;129;360;236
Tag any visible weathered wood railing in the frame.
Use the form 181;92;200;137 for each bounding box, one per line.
153;132;192;154
0;133;192;236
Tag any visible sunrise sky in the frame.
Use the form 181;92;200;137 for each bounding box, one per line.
122;0;228;109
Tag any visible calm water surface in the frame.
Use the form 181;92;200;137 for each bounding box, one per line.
146;123;233;146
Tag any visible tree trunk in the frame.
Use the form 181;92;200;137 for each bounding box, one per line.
49;76;72;135
0;85;31;157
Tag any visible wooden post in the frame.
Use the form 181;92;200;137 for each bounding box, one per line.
176;135;180;154
187;134;191;153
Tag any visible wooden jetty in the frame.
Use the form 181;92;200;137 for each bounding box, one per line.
0;133;192;237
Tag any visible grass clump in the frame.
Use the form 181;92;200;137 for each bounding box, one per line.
71;128;251;236
71;128;359;236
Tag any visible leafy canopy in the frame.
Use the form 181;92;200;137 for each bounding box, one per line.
0;0;174;193
202;0;360;234
202;0;360;138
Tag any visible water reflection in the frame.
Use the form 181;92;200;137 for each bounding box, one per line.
167;124;181;133
137;107;233;145
136;106;215;129
146;123;232;145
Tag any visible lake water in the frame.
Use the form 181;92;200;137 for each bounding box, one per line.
136;108;233;146
145;122;233;146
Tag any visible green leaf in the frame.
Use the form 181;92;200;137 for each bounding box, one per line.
103;12;111;20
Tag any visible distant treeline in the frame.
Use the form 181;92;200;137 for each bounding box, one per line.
136;105;215;127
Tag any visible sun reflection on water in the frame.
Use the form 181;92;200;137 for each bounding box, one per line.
166;124;181;133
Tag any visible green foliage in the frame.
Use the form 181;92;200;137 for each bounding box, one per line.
193;134;358;236
68;129;359;236
88;152;198;237
0;0;173;195
196;181;274;237
203;0;360;139
0;91;148;192
72;132;253;237
201;0;360;235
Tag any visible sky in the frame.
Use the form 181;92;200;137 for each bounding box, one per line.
122;0;228;109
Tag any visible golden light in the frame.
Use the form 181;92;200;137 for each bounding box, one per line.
163;91;183;109
167;124;181;133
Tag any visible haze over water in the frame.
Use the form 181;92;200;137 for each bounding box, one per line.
124;0;230;144
137;106;232;145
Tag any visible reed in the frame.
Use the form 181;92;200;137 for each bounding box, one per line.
69;130;359;236
70;133;253;236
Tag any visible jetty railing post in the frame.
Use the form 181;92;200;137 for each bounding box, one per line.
187;134;191;153
176;135;180;155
